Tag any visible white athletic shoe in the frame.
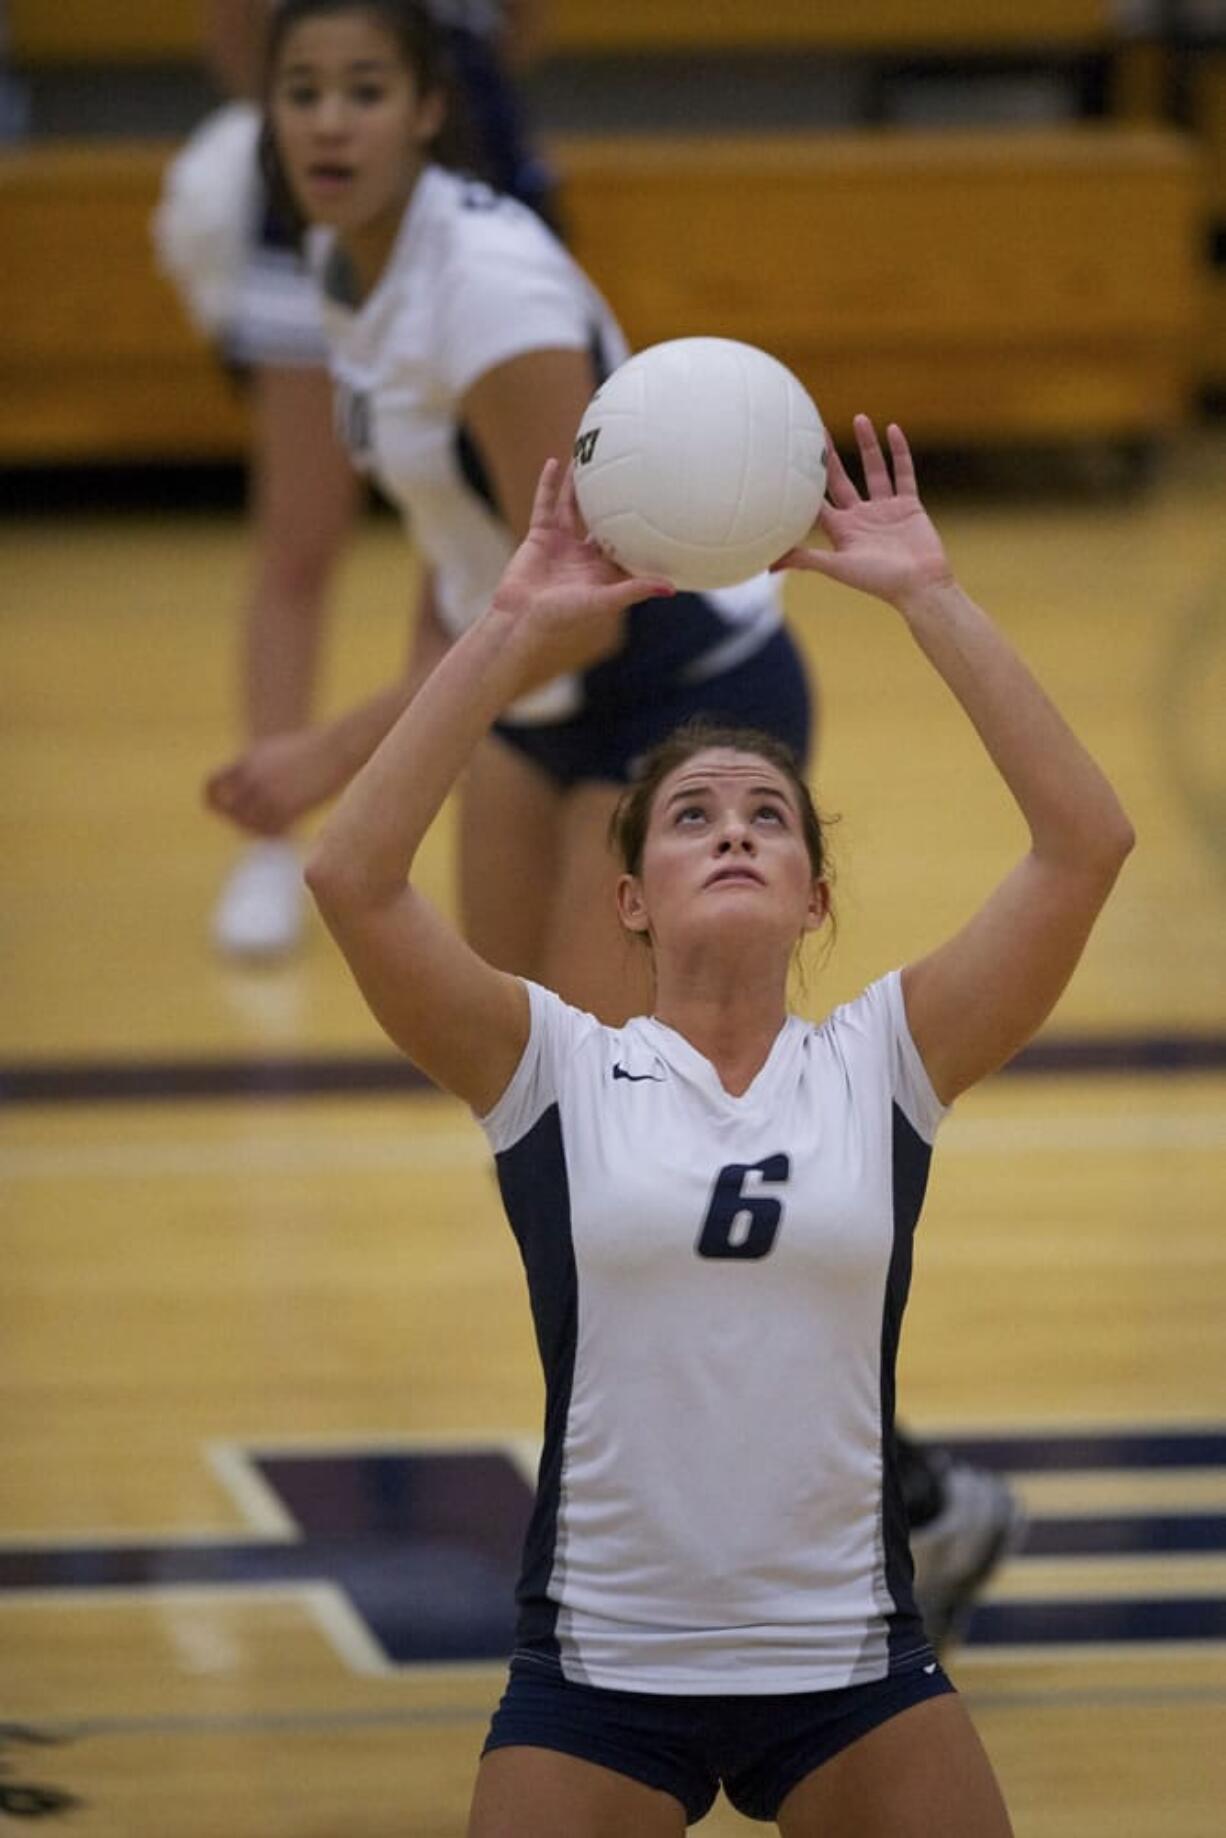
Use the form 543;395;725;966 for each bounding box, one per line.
911;1461;1025;1652
211;841;305;961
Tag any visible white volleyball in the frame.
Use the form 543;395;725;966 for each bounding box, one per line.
572;337;827;592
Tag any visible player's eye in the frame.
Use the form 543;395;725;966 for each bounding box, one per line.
754;803;786;825
351;81;388;105
675;804;707;826
281;82;319;107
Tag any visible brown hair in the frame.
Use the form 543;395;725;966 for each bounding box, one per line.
610;720;833;891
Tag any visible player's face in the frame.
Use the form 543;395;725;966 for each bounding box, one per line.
270;11;444;236
621;750;826;952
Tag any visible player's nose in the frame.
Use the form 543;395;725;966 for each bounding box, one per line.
716;818;754;853
314;94;349;136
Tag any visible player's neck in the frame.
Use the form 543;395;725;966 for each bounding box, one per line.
339;172;422;304
653;960;789;1097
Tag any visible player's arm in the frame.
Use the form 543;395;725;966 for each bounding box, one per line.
894;576;1133;1104
206;338;604;835
461;347;628;670
305;464;672;1111
203;572;451;836
778;417;1135;1106
462;345;594;538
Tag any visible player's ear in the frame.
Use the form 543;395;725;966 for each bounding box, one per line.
616;874;651;935
412;84;448;151
802;878;830;933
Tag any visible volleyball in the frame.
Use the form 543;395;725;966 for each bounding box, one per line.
572;337;828;592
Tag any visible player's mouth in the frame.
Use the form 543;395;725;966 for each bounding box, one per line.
704;865;765;888
304;162;357;196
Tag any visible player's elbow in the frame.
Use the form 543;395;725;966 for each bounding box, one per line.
1067;807;1135;909
305;830;410;928
304;837;369;919
1094;803;1137;879
1043;800;1135;904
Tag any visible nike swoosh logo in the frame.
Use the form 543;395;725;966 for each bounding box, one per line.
923;1663;938;1675
612;1064;664;1083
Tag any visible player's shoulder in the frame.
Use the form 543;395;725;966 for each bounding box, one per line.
809;974;906;1067
425;166;557;260
814;972;948;1139
521;979;622;1075
478;981;621;1146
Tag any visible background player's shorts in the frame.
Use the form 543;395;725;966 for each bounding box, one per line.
493;623;813;789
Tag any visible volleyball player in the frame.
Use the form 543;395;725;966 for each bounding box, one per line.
303;428;1132;1832
156;0;551;958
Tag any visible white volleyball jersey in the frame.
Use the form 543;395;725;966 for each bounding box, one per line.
479;970;947;1694
310;165;783;724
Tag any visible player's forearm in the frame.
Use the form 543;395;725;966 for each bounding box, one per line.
895;578;1134;876
306;606;531;909
314;679;422;794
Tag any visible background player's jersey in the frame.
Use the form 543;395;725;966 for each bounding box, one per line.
479;971;946;1694
311;165;783;724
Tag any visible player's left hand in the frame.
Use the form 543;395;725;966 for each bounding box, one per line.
773;415;953;608
489;458;675;682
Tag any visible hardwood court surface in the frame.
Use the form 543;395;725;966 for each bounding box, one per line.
2;430;1225;1833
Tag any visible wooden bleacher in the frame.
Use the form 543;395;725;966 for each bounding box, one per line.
559;127;1205;446
0;125;1203;466
6;2;1119;64
7;1;205;65
0;2;1212;462
538;2;1117;55
0;142;248;462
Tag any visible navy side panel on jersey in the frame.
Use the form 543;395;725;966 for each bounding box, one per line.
494;1103;576;1658
882;1102;932;1660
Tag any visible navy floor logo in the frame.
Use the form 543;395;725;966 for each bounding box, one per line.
1;1430;1223;1668
0;1727;81;1821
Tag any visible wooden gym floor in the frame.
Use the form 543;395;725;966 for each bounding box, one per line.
1;427;1224;1833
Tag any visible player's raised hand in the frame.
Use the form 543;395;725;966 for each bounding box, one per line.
492;459;675;630
479;459;675;690
773;416;952;607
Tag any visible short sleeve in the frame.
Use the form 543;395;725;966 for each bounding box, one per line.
477;979;601;1152
436;225;595;400
823;972;949;1147
878;969;949;1143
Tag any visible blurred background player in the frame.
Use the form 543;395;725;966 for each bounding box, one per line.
201;0;1023;1651
155;0;555;961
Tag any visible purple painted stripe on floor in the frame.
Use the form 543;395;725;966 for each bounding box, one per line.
1;1032;1224;1106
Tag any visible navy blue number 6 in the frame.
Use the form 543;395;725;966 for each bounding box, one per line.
696;1155;790;1260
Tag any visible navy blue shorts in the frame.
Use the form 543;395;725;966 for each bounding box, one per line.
492;624;812;790
482;1655;955;1824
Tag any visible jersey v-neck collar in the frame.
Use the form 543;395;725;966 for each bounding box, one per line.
638;1011;804;1107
